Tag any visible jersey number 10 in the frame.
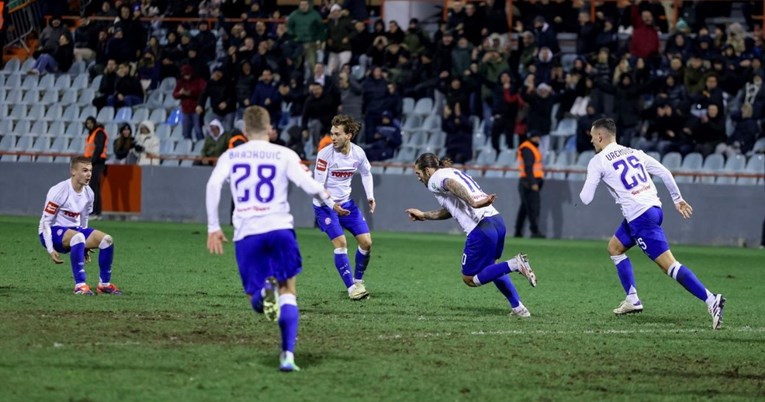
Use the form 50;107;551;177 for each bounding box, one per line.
233;164;277;203
612;156;648;190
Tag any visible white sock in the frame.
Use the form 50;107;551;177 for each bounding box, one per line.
704;291;716;307
75;282;87;288
99;282;110;287
357;246;369;256
508;258;520;272
626;288;639;304
281;351;294;360
472;275;482;286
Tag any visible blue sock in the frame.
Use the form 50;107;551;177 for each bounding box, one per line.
354;247;370;281
69;233;86;284
334;248;354;288
611;254;637;297
668;262;709;302
493;275;521;308
98;237;114;284
476;261;511;286
278;294;299;353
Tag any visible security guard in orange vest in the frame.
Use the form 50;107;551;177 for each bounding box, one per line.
84;116;108;219
515;130;545;238
228;130;247;149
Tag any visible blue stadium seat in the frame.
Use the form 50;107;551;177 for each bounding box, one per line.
1;58;20;74
149;108;167;124
71;74;88;90
54;75;72;92
38;74;55;90
677;152;703;183
146;90;164;109
402;97;415;116
700;154;724;184
717;154;747;184
21;75;38;91
113;107;133;123
48;121;65;138
97;106;115;123
3;73;21;90
159;77;177;94
40;89;59;105
65;122;84;138
80;105;97;120
91;74;103;91
132;107;150;124
413;97;434;117
21;89;39;105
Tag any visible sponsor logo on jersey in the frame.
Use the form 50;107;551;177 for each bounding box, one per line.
330;170;355;178
62;210;81;218
44;201;58;214
317;158;328;171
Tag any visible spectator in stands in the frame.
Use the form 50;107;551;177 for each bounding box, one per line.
685;103;726;157
461;2;487;47
433;30;455;78
362;66;389;143
442;103;472;164
196;20;217;62
666;33;693;61
107;63;144;108
287;0;324;74
251;68;282;128
629;9;660;66
479;47;509;117
726;103;760;156
343;0;368;21
403;18;430;56
310;63;340;109
533;16;560;55
73;17;99;62
132;120;161;166
684;54;707;96
576;11;597;57
173;64;207;141
533;47;554;85
599;72;642;148
280;72;308;129
522;80;557;154
137;50;160;91
451;36;473;79
198;119;230;166
302;82;335;148
198;67;236;130
28;33;74;75
325;3;353;75
646;101;692;156
447;0;467;33
105;27;133;64
380;82;403;121
406;52;439;100
576;104;601;154
268;127;287;147
113;123;135;164
657;73;689;111
363;111;402;161
350;21;371;66
490;71;524;153
184;46;210;82
35;15;67;58
338;65;363;122
84;116;107;219
690;74;724;110
235;61;256;119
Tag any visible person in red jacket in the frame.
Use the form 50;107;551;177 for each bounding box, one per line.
629;8;659;67
173;64;207;141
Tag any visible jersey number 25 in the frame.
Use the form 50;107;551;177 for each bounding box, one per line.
612;156;648;190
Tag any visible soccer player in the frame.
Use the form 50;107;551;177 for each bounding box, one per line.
579;118;725;329
405;153;537;317
38;156;121;295
312;115;376;300
206;106;347;372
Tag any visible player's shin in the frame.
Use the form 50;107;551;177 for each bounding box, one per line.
474;261;512;286
667;261;714;304
98;235;114;285
70;233;87;285
611;254;639;303
354;246;370;281
333;248;354;288
494;274;521;308
278;294;299;353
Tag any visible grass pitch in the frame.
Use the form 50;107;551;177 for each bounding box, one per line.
0;216;763;401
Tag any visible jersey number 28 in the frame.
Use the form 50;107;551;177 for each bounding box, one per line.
233;164;276;203
612;156;648;190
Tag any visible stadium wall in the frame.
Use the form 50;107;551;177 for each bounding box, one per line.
3;162;763;247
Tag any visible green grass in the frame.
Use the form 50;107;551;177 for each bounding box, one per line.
0;215;763;401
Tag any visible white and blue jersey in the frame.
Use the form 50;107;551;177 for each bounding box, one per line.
579;143;685;260
312;144;374;239
38;179;94;253
427;168;504;275
206;140;330;292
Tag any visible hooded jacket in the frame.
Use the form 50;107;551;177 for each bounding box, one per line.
132;120;161;166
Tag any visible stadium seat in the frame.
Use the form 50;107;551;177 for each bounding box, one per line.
65;122;84;138
38;74;55;90
77;89;95;107
71;74;88;90
50;136;68;152
48;121;65;138
400;115;422;139
560;53;578;72
68;137;84;153
155;124;171;140
21;75;38;91
676;153;703;183
62;104;80;122
175;139;194;155
44;104;63;122
159;138;174;155
113;107;133;123
21;89;39;105
68;60;86;76
163;95;180;110
80;105;97;120
54;75;72;92
1;57;21;74
752;138;765;154
148;108;167;124
97;106;115;123
0;118;13;135
3;73;21;90
402;130;426;149
146;90;164;109
60;88;78;105
91;74;103;91
402;97;415;116
170;124;184;140
413;97;434;116
40;89;59;105
159;77;177;94
745;155;764;185
166;107;182;126
20;58;35;72
132;107;150;123
699;153;724;184
4;88;22;104
30;121;48;137
24;104;45;121
717;154;747;184
486;149;516;178
105;123;119;138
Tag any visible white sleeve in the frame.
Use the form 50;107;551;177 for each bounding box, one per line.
288;153;336;208
81;189;93;229
579;158;602;205
644;153;683;203
40;186;66;253
147;136;160;156
205;154;230;233
313;152;329;187
358;150;374;200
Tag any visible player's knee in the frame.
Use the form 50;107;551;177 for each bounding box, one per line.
100;234;113;248
332;237;347;249
462;275;477;287
70;232;86;246
359;238;372;251
607;242;623;256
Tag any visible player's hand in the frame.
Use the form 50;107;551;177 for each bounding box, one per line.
675;200;693;219
406;208;425;221
333;204;351;216
207;230;228;255
50;251;64;264
472;194;497;208
368;198;376;214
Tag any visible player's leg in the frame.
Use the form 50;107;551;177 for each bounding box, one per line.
83;229;121;294
234;234;276;319
271;229;303;372
488;215;532;316
341;200;372;298
314;204;355;294
58;228;91;294
610;221;641;315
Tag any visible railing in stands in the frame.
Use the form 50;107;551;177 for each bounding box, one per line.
4;0;41;52
0;150;762;181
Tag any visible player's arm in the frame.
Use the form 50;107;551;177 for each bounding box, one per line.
579;158;603;205
406;207;451;221
643;154;692;218
288;154;349;216
443;178;496;208
358;150;376;213
205;155;230;254
40;192;64;264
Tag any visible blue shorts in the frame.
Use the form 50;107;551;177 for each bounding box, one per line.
234;229;302;295
313;200;370;240
462;215;507;276
614;206;670;261
39;226;95;253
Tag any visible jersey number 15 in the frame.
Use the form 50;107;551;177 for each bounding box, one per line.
233;163;277;203
612;156;648;190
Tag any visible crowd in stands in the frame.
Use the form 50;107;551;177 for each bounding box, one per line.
15;0;765;164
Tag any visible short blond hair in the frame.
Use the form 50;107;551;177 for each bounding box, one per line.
331;115;361;138
70;156;91;170
243;106;270;136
